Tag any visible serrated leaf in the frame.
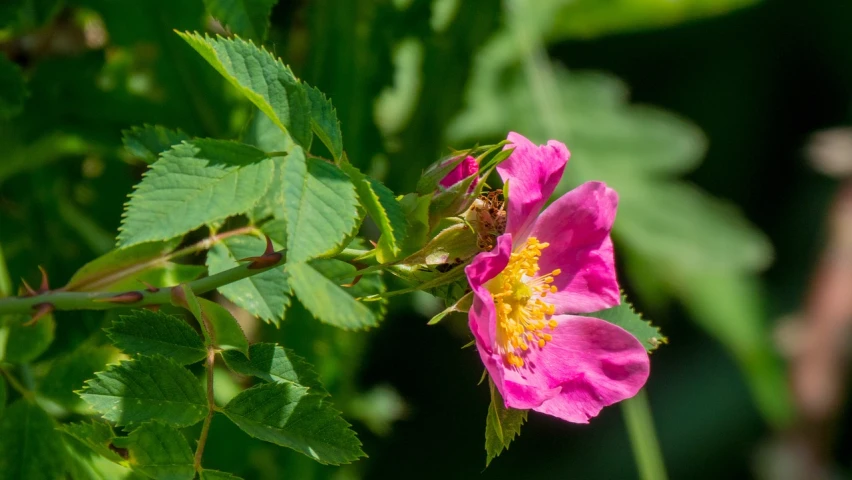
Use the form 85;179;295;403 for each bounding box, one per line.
280;146;360;262
287;262;377;330
309;258;387;320
107;310;206;365
201;470;243;480
0;54;26;120
341;163;406;257
59;421;124;464
203;0;277;41
79;355;208;428
113;422;193;480
122;125;192;165
206;234;290;326
222;382;363;465
376;193;431;263
118;139;275;247
305;85;343;161
0;314;55;363
196;298;249;356
64;239;204;293
484;379;527;467
178;32;312;147
0;400;67;480
587;297;666;352
222;343;328;396
39;346;117;413
62;431;140;480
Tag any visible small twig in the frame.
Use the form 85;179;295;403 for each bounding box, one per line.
0;368;33;400
194;347;217;471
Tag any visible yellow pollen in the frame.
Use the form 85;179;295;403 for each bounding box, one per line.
488;237;561;368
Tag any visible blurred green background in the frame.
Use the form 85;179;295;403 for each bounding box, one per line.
2;0;851;478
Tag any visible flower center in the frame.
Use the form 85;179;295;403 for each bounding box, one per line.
489;237;561;367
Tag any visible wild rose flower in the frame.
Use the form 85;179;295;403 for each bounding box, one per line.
464;132;650;423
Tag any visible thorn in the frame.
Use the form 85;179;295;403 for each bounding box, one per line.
138;280;159;293
369;240;377;248
143;304;161;313
236;235;283;269
37;265;50;292
24;303;54;326
20;278;37;297
93;291;144;304
341;275;363;288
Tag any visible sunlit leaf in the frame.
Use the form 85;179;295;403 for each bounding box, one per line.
287;261;378;330
484;379;526;467
342;163;406;258
106;310;207;365
305;85;344;161
197;298;250;356
222;343;328;396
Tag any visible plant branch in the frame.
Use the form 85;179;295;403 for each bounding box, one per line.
194;347;216;471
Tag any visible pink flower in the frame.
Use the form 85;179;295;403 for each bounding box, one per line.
439;155;479;190
464;132;650;423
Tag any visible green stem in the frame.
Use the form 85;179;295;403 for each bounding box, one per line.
622;389;668;480
0;368;33;399
0;250;285;316
194;347;216;471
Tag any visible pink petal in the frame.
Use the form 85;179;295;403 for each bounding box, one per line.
521;315;650;423
529;181;620;314
439;155;478;188
465;234;512;348
498;132;569;242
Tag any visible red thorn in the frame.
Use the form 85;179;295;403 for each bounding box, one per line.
143;304;161;313
262;235;275;256
93;291;144;304
341;274;363;288
37;265;50;293
20;278;37;297
139;280;159;293
247;252;283;270
24;303;54;326
369;240;378;247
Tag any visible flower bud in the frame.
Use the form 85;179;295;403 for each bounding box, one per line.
416;154;479;195
438;155;478;190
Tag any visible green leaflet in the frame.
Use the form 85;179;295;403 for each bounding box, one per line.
200;470;244;480
79;355;208;428
587;297;666;353
121;125;191;165
202;0;277;41
309;258;387;319
0;314;55;363
0;54;26;120
376;192;431;264
106;310;207;365
280;146;360;263
178;32;312;148
196;298;250;357
62;431;141;480
113;422;194;480
341;163;407;258
222;382;364;465
222;343;328;396
58;421;125;464
38;346;117;413
118;139;275;247
206;234;290;327
305;85;344;161
484;379;527;467
287;261;378;330
64;238;205;292
0;400;68;480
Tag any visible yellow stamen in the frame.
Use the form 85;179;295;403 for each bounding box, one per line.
488;237;561;368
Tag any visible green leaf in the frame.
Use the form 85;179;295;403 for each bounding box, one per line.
201;470;243;480
587;297;667;353
58;421;125;464
341;163;406;257
64;239;204;292
122;125;192;165
0;54;26;120
113;422;193;480
79;355;208;428
376;193;431;263
0;314;55;363
305;85;343;161
309;258;387;319
484;379;527;467
280;146;360;262
206;234;290;326
39;346;117;413
202;0;277;41
177;32;312;147
287;262;378;330
196;298;250;356
62;431;140;480
106;310;206;365
222;382;363;465
0;400;67;480
222;343;328;396
118;139;275;247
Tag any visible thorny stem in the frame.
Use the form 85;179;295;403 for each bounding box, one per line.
194;347;217;472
